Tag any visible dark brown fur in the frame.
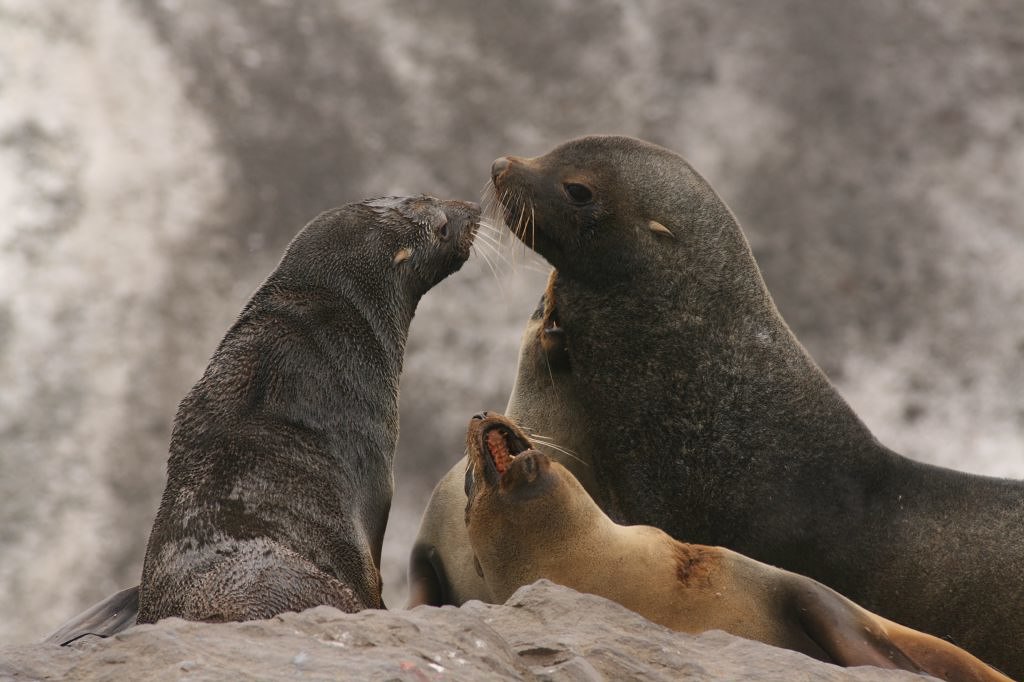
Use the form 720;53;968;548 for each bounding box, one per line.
491;135;1024;677
133;196;477;624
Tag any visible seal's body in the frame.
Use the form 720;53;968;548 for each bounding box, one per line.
410;136;1024;677
135;196;477;624
464;413;1012;682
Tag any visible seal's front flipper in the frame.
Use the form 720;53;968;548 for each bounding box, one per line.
793;579;1012;681
407;542;448;607
44;585;139;646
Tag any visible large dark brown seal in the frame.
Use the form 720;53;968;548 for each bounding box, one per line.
126;196;478;624
412;135;1024;677
463;412;1012;682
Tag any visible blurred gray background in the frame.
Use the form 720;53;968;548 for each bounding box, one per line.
1;0;1022;644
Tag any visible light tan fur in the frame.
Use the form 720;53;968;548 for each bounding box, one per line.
408;294;596;607
464;414;1012;682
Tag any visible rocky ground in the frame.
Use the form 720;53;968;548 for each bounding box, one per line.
0;582;929;681
1;0;1022;646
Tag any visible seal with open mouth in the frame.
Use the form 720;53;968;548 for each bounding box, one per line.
407;276;596;609
463;412;1012;682
411;135;1024;678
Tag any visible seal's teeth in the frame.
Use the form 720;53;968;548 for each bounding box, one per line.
486;428;512;475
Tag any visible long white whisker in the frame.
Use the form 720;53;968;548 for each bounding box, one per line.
473;242;507;296
529;198;536;251
528;436;588;467
473;233;509;260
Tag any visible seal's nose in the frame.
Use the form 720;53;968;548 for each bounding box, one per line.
490;157;510;183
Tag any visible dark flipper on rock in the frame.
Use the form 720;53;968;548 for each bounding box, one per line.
44;585;139;646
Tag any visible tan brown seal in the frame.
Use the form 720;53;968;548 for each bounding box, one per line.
407;278;594;608
411;135;1024;678
463;412;1012;682
127;196;478;626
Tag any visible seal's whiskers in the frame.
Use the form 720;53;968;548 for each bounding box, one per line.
527;434;588;468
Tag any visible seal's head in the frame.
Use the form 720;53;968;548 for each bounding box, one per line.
463;412;556;510
363;196;479;291
462;411;621;601
462;411;597;551
279;195;479;302
489;135;742;288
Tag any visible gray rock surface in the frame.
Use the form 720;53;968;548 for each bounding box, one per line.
1;0;1022;645
0;581;928;681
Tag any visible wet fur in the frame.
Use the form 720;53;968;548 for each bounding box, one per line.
499;136;1024;677
134;197;477;624
410;135;1023;677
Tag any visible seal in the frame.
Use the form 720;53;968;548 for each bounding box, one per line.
407;279;595;608
411;135;1024;677
464;412;1012;682
128;195;478;624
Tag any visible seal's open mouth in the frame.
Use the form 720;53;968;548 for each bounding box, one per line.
540;271;570;370
543;294;562;336
481;424;531;481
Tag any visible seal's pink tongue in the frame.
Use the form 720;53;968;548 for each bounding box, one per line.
486;429;512;475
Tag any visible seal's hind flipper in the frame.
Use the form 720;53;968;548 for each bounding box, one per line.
792;580;920;671
793;579;1012;681
44;585;139;646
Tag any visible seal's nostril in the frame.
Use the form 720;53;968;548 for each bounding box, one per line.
491;157;510;183
472;412;488;421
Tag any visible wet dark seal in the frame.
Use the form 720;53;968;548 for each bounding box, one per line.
412;135;1024;678
462;412;1012;682
79;195;481;626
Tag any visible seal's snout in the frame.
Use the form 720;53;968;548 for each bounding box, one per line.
438;200;480;261
445;200;480;230
491;157;510;183
468;414;535;489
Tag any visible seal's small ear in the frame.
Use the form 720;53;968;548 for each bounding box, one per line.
648;220;675;239
393;248;412;265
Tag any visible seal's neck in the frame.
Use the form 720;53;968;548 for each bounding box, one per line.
474;469;615;602
271;257;417;351
555;216;884;535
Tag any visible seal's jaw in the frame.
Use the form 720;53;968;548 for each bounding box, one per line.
466;413;534;489
479;421;532;488
539;271;570;372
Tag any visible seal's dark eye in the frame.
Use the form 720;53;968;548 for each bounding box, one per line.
563;183;593;204
436;219;449;240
